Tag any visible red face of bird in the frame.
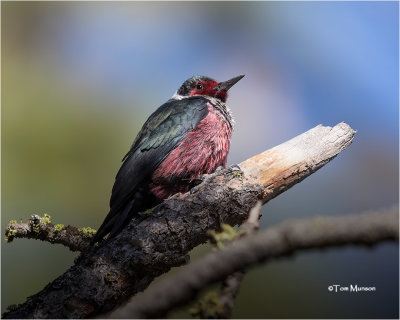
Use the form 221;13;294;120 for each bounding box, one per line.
175;75;244;102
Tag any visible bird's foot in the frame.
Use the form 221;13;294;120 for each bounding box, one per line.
189;172;214;194
189;186;199;195
189;165;242;195
224;164;243;179
214;164;241;175
229;164;242;172
191;177;204;187
189;177;205;194
223;164;242;174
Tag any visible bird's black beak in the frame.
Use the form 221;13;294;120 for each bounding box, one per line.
214;74;245;92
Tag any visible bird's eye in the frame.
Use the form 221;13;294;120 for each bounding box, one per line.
196;83;203;90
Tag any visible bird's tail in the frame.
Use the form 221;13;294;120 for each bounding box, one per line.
90;200;135;245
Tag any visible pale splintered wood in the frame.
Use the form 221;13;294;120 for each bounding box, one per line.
239;122;356;201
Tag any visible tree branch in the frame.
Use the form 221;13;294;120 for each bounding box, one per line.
3;122;356;319
189;201;262;319
216;201;262;319
5;214;92;252
111;207;399;319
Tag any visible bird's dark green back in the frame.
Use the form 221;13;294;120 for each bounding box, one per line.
111;96;209;208
92;96;210;243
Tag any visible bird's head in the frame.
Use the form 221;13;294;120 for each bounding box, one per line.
174;75;244;102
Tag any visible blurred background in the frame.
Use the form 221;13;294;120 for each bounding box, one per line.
2;1;398;318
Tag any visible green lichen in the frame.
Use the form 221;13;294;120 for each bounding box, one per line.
5;226;17;243
232;171;243;179
8;228;17;237
143;208;153;215
54;224;64;232
9;220;17;225
78;227;97;238
41;213;51;224
189;291;223;318
207;223;239;248
105;271;118;282
4;233;13;243
32;224;40;233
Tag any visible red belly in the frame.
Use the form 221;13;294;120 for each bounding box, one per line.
150;103;232;200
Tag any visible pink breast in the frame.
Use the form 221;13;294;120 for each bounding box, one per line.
150;103;232;200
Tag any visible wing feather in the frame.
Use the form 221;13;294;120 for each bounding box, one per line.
109;96;209;214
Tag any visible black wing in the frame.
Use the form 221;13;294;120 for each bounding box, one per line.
92;96;209;243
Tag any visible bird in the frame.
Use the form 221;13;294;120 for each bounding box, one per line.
91;74;244;244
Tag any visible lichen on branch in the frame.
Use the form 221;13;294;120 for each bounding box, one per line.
5;213;94;252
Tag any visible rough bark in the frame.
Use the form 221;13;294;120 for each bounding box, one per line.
3;122;356;319
112;207;399;319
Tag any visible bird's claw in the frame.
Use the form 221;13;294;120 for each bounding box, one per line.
189;177;203;194
189;165;241;195
189;185;199;195
223;164;243;179
223;164;242;175
229;164;241;172
191;177;204;186
215;165;241;175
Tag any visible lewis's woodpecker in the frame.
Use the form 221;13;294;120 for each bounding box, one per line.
92;74;244;244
